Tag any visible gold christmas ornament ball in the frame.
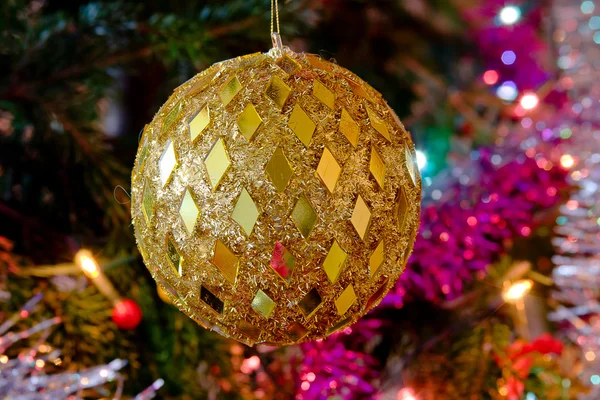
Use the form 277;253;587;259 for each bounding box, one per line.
131;45;421;346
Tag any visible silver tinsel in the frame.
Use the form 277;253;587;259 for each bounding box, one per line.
549;0;600;398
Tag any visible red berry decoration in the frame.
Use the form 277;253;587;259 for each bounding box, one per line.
112;298;142;330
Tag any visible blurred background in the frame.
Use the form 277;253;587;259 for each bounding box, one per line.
1;0;599;399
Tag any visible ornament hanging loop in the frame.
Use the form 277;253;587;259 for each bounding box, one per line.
270;0;283;56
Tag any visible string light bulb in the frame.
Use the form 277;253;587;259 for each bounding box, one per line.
499;6;521;25
520;93;539;110
502;279;533;302
75;249;100;279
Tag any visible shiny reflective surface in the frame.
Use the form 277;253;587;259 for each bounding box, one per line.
251;289;276;318
211;240;239;285
339;108;360;148
159;140;177;187
179;188;199;235
266;147;293;192
370;145;386;189
237;103;263;141
351;195;372;240
189;106;210;142
291;195;318;238
335;285;357;315
265;75;292;109
219;75;242;106
322;240;347;283
204;137;231;190
313;80;335;109
231;188;259;236
288;104;316;147
316;147;342;193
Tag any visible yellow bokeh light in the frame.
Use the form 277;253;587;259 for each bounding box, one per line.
502;279;533;302
560;154;575;169
75;249;100;279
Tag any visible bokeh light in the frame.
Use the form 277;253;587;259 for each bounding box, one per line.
520;93;539;110
499;6;521;25
497;81;518;101
483;70;499;85
501;50;517;65
416;150;427;171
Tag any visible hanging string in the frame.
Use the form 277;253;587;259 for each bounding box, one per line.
270;0;280;34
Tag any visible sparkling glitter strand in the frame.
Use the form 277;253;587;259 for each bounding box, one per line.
549;1;600;398
0;297;163;399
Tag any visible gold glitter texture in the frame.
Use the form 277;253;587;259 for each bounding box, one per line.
211;240;239;285
237;103;263;141
288;104;316;147
204;137;231;190
231;189;259;236
131;48;421;346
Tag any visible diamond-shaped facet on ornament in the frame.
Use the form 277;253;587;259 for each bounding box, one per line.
306;54;333;71
291;195;318;238
369;241;385;277
136;127;150;171
322;240;347;283
366;278;390;310
142;180;153;224
327;317;353;334
231;188;259;236
220;75;242;106
200;285;224;314
335;285;357;315
159;140;177;187
238;321;261;342
163;101;182;132
396;187;409;232
316;147;342;193
339;108;359;148
211;240;239;285
237;103;263;141
313;80;335;109
405;146;418;186
166;235;183;276
288;104;316;147
266;147;293;192
265;76;292;109
370;145;386;189
345;77;376;103
286;322;309;342
189;106;210;142
252;289;276;318
270;242;295;282
276;55;301;75
204;137;231;190
366;107;391;142
298;288;322;318
179;188;199;235
351;195;372;240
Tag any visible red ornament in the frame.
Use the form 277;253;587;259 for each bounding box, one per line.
112;298;142;330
